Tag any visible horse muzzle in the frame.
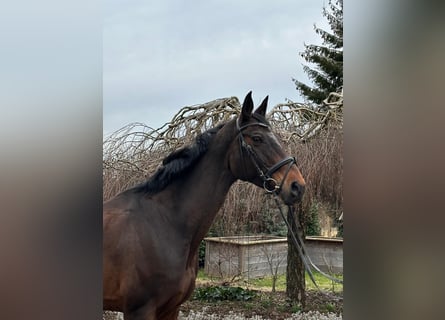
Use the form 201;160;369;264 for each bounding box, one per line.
290;181;305;202
278;180;305;205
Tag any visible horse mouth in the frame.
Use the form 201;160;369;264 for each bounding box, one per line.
282;183;305;205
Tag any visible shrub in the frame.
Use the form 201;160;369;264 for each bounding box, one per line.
192;286;257;302
305;202;321;236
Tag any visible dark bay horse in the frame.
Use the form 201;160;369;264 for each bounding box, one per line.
103;92;306;320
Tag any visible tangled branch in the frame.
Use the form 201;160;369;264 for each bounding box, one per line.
103;91;343;203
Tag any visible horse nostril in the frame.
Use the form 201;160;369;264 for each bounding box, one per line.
291;181;305;197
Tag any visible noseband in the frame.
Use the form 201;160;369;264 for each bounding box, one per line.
236;118;296;194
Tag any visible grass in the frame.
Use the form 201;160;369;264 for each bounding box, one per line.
304;271;343;292
185;270;344;318
196;269;343;293
197;268;211;280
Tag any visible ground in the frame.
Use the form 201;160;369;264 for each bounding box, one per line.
103;272;343;320
180;286;343;320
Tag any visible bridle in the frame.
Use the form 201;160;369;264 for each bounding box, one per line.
236;117;296;195
236;117;344;291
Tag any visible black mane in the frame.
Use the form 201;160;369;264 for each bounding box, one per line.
133;124;224;194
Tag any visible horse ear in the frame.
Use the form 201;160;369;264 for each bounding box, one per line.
240;91;254;123
254;95;268;116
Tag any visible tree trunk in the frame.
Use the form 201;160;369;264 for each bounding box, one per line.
286;204;306;308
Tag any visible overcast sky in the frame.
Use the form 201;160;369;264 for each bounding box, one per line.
104;0;328;135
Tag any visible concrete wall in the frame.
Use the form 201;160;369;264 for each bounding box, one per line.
304;236;343;274
204;235;343;280
204;236;287;280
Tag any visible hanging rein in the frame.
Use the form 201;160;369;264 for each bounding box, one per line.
236;118;343;290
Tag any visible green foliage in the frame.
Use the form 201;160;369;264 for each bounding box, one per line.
294;0;343;105
251;274;287;290
192;286;257;302
290;304;302;313
305;271;343;292
198;240;206;268
260;208;287;236
305;202;321;236
245;271;343;293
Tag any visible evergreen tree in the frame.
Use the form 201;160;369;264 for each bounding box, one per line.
293;0;343;105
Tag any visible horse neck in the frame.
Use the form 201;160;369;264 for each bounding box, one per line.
160;125;237;245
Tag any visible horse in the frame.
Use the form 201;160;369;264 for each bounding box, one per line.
103;92;306;320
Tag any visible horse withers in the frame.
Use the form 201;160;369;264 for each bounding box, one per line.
103;92;305;320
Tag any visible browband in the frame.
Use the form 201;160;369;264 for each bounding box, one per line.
236;118;269;131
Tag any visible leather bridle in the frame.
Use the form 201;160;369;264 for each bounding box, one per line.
236;117;344;289
236;118;296;195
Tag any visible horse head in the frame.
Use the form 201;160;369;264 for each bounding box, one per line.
228;91;305;205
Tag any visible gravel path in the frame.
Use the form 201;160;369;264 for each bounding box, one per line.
179;309;341;320
104;310;342;320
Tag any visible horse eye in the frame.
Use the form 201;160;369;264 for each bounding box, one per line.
252;135;262;143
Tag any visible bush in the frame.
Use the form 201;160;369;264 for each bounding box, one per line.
305;202;321;236
198;240;206;268
192;286;257;302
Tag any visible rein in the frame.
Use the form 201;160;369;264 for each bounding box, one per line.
236;118;343;294
276;201;343;301
278;201;344;285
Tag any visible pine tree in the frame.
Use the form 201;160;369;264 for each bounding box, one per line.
293;0;343;105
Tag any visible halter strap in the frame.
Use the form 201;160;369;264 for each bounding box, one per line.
266;157;295;177
236;118;296;195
